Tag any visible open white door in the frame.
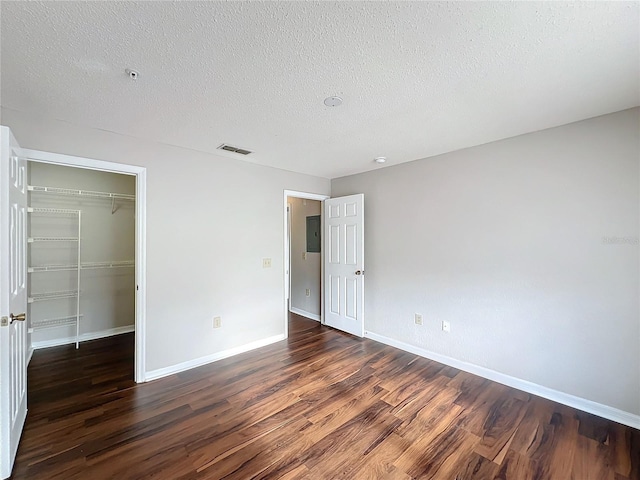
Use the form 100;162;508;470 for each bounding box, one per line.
324;194;364;337
0;127;28;479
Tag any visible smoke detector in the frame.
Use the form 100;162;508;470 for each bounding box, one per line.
324;96;343;107
374;157;386;164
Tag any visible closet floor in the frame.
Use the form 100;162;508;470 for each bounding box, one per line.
12;315;639;479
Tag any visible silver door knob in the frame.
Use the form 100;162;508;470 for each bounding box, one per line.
355;270;364;275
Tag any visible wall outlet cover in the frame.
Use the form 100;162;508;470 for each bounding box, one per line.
414;313;423;325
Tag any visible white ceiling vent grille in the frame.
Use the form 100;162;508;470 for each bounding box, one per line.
217;144;252;155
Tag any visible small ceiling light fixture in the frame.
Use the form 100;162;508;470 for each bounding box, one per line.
374;156;387;164
324;96;343;107
125;68;140;80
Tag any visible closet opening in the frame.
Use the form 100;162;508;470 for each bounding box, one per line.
20;147;146;383
26;161;137;378
283;190;329;337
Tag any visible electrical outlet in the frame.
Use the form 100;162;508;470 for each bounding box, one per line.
213;316;222;328
305;288;310;297
262;258;272;268
442;320;450;333
303;252;307;260
414;313;423;325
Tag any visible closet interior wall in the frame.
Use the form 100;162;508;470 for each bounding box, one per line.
28;162;136;348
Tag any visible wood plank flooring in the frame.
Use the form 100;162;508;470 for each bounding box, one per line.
12;314;640;479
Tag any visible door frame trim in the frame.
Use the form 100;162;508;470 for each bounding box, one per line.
283;190;329;338
21;148;147;383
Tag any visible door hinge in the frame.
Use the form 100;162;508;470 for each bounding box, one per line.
1;316;8;327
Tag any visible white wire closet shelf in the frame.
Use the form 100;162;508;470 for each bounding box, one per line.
28;237;79;243
28;185;135;201
28;290;78;303
30;315;83;330
28;207;81;215
28;264;79;273
82;260;135;269
28;260;134;273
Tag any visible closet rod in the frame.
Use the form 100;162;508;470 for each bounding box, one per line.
28;185;135;201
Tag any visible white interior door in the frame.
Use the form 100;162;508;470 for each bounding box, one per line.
0;127;28;479
324;194;364;337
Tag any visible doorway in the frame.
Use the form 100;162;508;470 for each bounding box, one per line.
283;190;329;337
21;147;146;382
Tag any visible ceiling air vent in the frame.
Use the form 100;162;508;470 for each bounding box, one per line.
217;144;252;155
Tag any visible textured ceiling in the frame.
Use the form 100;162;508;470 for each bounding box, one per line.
1;1;638;179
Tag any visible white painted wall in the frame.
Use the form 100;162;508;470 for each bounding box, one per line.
288;197;321;319
28;162;135;346
332;108;640;416
1;107;331;374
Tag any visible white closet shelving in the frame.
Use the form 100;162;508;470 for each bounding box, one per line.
27;185;135;349
28;261;135;273
28;290;78;303
27;206;81;348
31;315;84;331
28;185;135;200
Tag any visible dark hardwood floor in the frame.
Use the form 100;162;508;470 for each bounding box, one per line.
12;314;639;479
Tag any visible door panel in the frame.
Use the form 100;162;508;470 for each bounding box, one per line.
345;224;357;265
1;127;28;479
324;194;364;337
329;275;340;315
329;225;340;263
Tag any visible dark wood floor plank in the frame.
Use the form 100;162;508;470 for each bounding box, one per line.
572;434;616;480
495;449;539;480
455;451;500;480
474;395;528;463
10;313;637;479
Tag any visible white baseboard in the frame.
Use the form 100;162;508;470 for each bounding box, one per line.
31;325;135;350
289;307;321;322
364;330;640;430
145;333;286;382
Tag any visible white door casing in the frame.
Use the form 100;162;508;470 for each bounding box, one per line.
324;194;364;337
0;127;28;479
282;190;329;338
285;202;292;306
20;146;146;383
